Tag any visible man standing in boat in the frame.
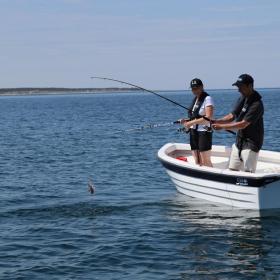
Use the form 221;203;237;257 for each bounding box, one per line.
212;74;264;173
180;78;214;167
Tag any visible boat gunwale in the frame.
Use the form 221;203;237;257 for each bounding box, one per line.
158;143;280;188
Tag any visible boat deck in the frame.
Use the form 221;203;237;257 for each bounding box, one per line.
168;148;280;174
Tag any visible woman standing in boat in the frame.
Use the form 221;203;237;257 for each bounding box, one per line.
181;78;214;167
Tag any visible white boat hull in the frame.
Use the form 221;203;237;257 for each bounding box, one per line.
167;169;259;209
158;143;280;210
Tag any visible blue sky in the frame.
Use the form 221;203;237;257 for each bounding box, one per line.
0;0;279;89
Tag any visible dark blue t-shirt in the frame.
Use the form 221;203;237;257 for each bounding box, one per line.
231;90;264;152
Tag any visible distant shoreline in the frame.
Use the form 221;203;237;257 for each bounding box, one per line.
0;87;141;96
0;87;278;97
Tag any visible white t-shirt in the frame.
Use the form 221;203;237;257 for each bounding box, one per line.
191;96;214;131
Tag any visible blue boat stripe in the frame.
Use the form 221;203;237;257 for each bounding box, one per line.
160;159;280;187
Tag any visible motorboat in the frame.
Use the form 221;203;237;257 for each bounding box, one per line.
158;143;280;210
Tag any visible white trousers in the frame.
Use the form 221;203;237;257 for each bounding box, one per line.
229;144;259;173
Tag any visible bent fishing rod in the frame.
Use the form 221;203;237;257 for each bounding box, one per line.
90;76;236;135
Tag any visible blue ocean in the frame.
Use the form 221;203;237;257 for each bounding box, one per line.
1;88;280;279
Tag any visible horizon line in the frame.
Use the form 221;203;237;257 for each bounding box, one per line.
0;86;279;92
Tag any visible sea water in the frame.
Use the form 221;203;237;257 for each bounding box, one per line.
0;89;280;279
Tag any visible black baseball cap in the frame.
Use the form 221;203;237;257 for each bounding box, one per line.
232;74;254;86
190;78;203;88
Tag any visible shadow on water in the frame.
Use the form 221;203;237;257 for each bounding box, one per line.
165;194;280;279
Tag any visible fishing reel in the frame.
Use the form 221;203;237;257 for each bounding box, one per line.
177;127;190;134
203;125;213;132
174;118;190;134
174;118;212;134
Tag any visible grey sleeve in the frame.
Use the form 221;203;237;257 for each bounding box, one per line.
243;101;264;123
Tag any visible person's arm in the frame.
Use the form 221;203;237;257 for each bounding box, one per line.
212;113;235;124
212;119;250;130
213;101;263;131
183;105;214;128
213;96;243;124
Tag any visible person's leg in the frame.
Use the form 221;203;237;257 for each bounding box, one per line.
190;129;200;165
199;150;212;167
198;131;213;167
192;150;201;165
241;149;259;172
228;144;242;171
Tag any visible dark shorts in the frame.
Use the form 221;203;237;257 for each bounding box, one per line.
189;129;212;152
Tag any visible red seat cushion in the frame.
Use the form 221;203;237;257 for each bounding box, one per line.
176;156;188;162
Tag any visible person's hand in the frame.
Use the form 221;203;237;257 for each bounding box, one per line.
175;118;188;124
183;121;193;129
212;123;224;130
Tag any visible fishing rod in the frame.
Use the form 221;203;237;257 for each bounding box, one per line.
90;76;236;135
91;76;189;111
119;120;190;133
121;119;231;135
123;121;177;132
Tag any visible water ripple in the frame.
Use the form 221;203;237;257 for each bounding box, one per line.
1;91;280;279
